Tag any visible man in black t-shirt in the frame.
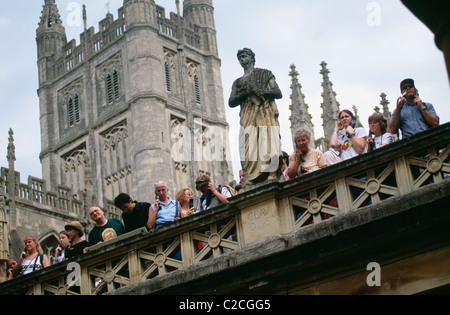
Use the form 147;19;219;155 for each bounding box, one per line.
114;193;151;232
88;206;126;246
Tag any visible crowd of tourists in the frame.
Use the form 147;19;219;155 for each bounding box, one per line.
6;77;439;280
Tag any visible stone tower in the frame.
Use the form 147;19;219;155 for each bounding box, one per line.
288;64;315;148
36;0;233;207
318;61;341;151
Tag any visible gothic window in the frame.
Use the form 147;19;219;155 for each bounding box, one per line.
101;122;131;200
194;75;201;104
164;50;177;95
106;70;120;104
165;62;172;92
187;62;202;106
193;121;213;177
59;78;84;130
170;116;190;190
98;53;123;107
67;94;81;127
61;146;89;195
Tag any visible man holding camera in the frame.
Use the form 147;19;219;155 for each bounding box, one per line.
390;78;439;139
195;175;231;213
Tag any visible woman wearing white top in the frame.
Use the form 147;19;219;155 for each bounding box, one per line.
330;109;368;161
11;236;50;277
367;113;393;151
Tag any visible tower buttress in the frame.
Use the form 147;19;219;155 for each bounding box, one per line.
36;0;67;191
289;64;315;148
36;0;67;84
183;0;217;54
123;0;156;29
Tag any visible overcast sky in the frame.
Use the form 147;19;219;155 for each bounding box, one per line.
0;0;448;184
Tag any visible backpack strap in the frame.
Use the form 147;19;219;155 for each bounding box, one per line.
175;200;180;218
32;254;43;272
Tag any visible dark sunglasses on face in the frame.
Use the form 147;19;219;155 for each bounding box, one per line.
401;84;414;90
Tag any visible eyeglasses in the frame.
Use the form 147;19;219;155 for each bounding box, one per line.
401;84;414;90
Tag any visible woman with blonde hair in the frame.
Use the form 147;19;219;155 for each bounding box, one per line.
174;188;196;219
11;236;50;277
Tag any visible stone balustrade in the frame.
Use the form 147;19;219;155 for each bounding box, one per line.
0;123;448;295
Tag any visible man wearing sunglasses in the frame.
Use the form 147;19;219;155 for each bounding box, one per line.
390;78;439;138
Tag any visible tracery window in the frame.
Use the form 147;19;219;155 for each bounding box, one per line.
67;94;81;127
61;146;89;195
101;122;131;200
186;61;202;105
59;78;83;130
106;70;120;104
98;53;123;106
164;50;178;95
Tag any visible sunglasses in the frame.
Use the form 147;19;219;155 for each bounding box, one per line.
401;84;414;90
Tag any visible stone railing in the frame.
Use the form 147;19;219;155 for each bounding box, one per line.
0;123;448;295
0;172;83;217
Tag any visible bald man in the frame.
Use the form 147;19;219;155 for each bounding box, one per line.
88;206;125;246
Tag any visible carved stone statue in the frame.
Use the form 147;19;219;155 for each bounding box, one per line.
229;48;284;188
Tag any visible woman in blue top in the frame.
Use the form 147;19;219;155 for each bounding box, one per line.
148;181;177;230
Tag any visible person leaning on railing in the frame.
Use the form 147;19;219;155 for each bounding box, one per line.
64;221;88;260
287;128;327;179
10;236;50;278
88;206;125;246
330;109;368;161
367;113;393;152
389;78;439;139
147;181;177;230
53;230;70;263
114;193;151;232
174;188;196;220
195;174;231;213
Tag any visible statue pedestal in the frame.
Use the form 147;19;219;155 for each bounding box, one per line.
240;198;282;244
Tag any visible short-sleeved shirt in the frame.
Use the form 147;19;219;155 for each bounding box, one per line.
88;218;126;246
372;132;393;149
338;127;368;161
392;102;439;138
288;149;327;176
122;201;151;232
152;198;177;229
